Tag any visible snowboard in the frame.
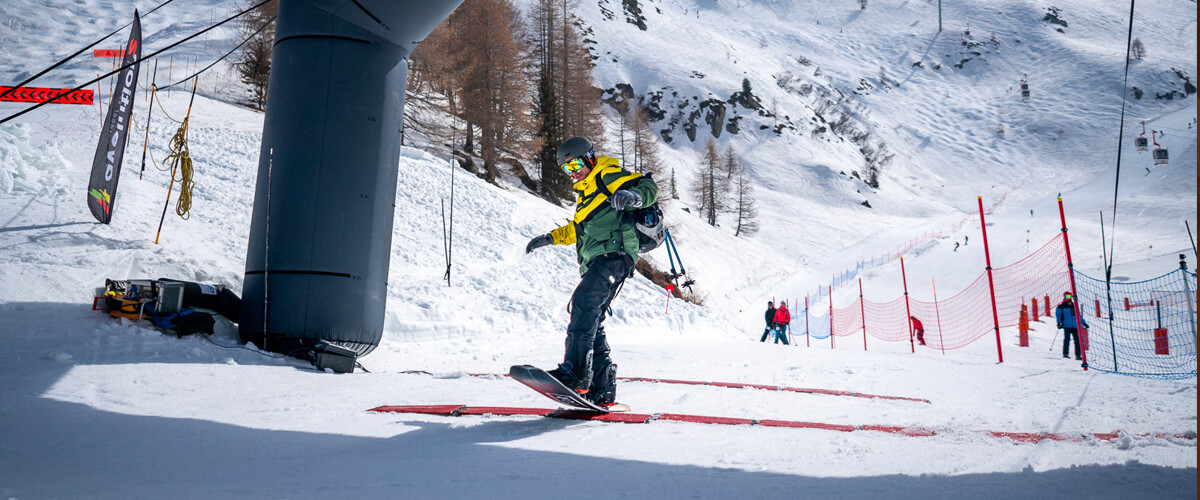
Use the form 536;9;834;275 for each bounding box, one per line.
509;365;629;412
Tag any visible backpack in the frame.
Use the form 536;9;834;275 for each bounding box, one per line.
597;173;666;253
150;308;216;337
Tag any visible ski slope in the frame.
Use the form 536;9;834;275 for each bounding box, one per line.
0;0;1196;497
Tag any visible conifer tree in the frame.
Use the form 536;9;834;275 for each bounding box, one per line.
629;106;663;177
454;0;535;183
235;0;277;110
529;0;604;199
1130;38;1146;60
692;138;726;226
535;69;571;199
733;162;759;237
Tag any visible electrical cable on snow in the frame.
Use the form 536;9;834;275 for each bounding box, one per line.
0;0;272;126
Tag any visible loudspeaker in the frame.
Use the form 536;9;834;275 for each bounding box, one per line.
157;282;185;314
313;341;356;373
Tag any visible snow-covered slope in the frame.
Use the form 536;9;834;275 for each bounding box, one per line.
0;0;1195;497
573;0;1196;309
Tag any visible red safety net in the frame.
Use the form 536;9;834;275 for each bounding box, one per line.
831;297;863;341
862;296;911;342
989;234;1071;328
827;234;1070;351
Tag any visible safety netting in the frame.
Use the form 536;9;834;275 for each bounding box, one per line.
1072;269;1197;380
791;230;1197;380
822;235;1072;352
801;299;832;341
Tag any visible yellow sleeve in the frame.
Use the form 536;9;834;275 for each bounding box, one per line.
550;222;576;246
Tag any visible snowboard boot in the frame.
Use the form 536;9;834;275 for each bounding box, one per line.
587;363;618;407
548;361;590;394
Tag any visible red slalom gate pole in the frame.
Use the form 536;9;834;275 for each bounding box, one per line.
978;196;1005;363
805;295;810;347
859;278;868;351
902;257;915;353
1058;197;1088;371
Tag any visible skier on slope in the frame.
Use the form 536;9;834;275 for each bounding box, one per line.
1055;291;1088;361
760;301;777;342
772;301;791;345
525;136;659;407
910;315;926;346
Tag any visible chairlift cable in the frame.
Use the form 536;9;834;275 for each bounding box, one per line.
1104;0;1137;282
157;14;276;91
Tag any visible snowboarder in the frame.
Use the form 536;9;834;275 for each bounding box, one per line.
910;315;926;345
772;301;791;345
524;136;659;407
953;241;960;252
760;301;777;342
1055;291;1088;360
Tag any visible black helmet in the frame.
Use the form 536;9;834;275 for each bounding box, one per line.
556;136;596;167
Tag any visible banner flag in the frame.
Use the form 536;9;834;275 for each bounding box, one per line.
0;86;94;105
87;10;141;224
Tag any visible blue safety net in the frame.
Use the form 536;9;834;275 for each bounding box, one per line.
1071;268;1197;380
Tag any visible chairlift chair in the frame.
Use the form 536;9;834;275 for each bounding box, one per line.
1135;121;1148;152
1152;147;1168;165
1019;75;1030;101
1151;131;1168;165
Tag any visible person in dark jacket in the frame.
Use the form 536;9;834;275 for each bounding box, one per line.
772;301;791;345
525;137;658;407
910;316;926;345
760;301;776;342
1055;291;1088;360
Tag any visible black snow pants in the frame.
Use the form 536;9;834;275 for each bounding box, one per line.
562;253;633;392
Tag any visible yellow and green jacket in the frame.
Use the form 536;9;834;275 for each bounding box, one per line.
549;156;659;275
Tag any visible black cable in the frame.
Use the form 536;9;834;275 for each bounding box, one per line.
1106;0;1137;281
198;330;285;357
0;0;180;101
1186;221;1198;260
0;0;272;125
159;14;276;90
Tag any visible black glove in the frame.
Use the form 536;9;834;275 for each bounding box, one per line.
1056;323;1062;329
525;233;552;254
609;190;642;211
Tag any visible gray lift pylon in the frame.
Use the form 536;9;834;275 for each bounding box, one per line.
240;0;464;357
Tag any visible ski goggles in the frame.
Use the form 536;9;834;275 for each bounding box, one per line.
560;157;589;175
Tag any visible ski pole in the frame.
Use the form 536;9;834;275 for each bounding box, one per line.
1049;328;1060;351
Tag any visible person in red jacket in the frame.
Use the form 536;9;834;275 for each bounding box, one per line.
772;301;791;345
910;316;926;346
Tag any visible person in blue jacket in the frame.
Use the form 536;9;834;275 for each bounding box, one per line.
1055;291;1088;360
